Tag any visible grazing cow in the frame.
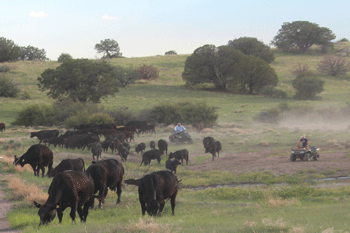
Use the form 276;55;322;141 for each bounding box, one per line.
0;123;5;132
30;130;59;144
150;140;156;150
91;142;102;161
140;150;161;166
158;139;168;156
85;159;124;208
34;171;95;225
123;142;131;151
125;120;147;129
135;142;146;155
48;158;85;178
169;149;189;165
14;144;53;177
165;159;182;174
124;170;179;216
118;146;129;161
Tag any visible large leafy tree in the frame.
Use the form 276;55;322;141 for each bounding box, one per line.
0;37;20;62
38;59;118;102
95;38;122;58
19;45;47;61
271;21;336;53
228;37;274;63
233;55;278;94
182;45;244;90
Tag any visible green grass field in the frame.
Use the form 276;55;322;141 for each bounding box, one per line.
1;45;350;232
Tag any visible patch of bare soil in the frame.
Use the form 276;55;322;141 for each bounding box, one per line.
187;148;350;176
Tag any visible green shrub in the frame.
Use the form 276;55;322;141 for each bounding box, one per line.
89;113;115;125
21;90;31;100
338;38;349;42
57;53;73;63
0;76;20;97
293;76;324;100
259;85;287;98
148;102;218;127
107;107;135;125
64;110;92;128
137;64;160;79
12;104;54;126
2;140;21;150
0;65;10;72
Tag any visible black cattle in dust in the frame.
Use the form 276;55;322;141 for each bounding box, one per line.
158;139;168;156
124;170;179;216
91;142;102;161
125;120;147;129
135;142;146;155
14;144;53;177
150;140;156;149
165;159;182;174
34;171;95;225
206;140;222;160
0;122;5;132
30;130;59;144
85;159;124;209
169;149;189;165
48;158;85;178
140;150;161;166
118;146;129;161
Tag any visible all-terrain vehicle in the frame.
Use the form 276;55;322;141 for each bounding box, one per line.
290;146;320;162
169;131;193;145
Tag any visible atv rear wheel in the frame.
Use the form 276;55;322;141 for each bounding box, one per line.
304;152;311;162
313;153;319;161
290;154;296;162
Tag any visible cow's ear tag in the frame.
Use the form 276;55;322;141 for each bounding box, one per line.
56;205;60;209
22;159;25;162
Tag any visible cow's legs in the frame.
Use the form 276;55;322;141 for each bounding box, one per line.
116;181;122;204
70;203;78;223
77;205;84;222
57;209;64;223
41;166;45;177
171;192;177;215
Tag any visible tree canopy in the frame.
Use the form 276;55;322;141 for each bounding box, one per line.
0;37;20;62
37;59;118;102
233;55;278;94
95;38;122;58
228;37;274;63
182;44;244;90
19;45;47;61
271;21;336;53
57;53;73;63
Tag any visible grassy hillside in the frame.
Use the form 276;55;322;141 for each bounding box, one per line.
1;46;350;126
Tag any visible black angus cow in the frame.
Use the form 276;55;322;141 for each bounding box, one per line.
169;149;189;165
123;142;131;151
30;130;59;144
0;122;5;132
14;144;53;177
150;140;156;149
117;146;129;161
34;171;95;225
140;150;161;166
205;139;222;160
48;158;85;178
91;142;102;161
158;139;168;156
165;159;182;174
85;159;124;208
124;170;179;216
138;124;156;134
203;136;215;153
125;120;147;129
135;142;146;155
213;141;222;158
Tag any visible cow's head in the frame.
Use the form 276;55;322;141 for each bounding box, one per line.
147;199;159;216
13;155;25;166
30;132;35;138
34;201;58;225
168;152;174;159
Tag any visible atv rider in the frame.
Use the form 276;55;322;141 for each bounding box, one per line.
297;135;309;150
174;123;186;133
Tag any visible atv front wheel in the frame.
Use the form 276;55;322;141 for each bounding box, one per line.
290;154;296;162
304;152;311;162
313;153;319;161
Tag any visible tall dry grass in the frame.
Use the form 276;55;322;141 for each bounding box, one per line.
7;177;48;203
1;154;33;173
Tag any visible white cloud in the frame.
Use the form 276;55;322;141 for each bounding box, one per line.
29;11;48;18
102;15;119;20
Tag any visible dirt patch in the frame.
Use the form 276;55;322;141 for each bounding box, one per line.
187;148;350;176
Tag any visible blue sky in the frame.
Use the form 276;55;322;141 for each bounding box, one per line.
1;0;349;60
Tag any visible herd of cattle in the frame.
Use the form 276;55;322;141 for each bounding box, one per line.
9;122;222;225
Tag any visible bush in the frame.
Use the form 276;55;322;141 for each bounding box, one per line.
12;104;54;126
259;85;287;98
3;140;21;150
137;64;160;79
89;113;115;125
317;55;350;77
148;102;218;127
21;91;31;100
254;108;281;124
57;53;73;63
0;76;20;97
293;76;324;100
338;38;349;42
107;107;135;126
165;50;177;55
0;65;10;72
